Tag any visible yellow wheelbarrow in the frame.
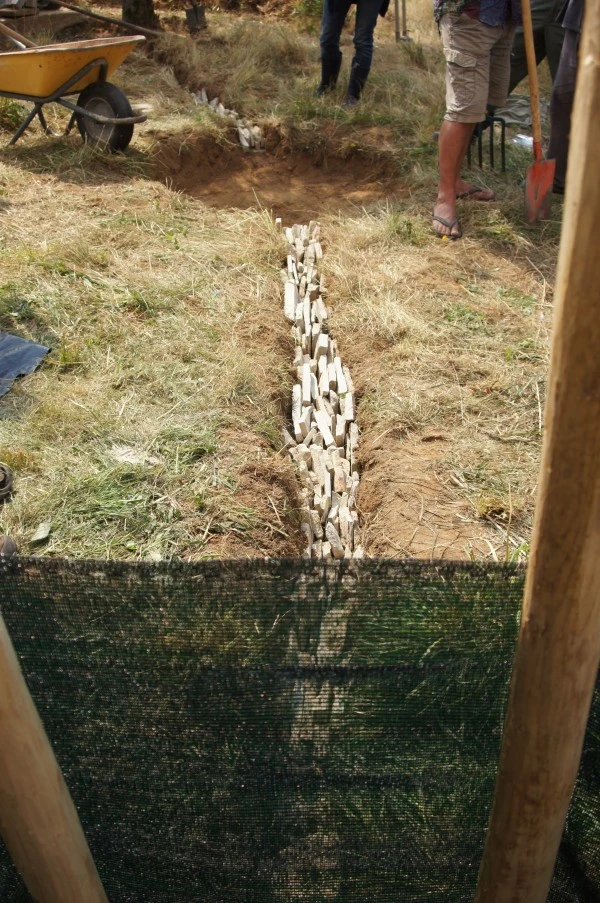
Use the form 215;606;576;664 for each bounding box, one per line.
0;25;146;151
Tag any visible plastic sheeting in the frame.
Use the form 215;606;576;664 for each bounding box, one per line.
0;332;49;398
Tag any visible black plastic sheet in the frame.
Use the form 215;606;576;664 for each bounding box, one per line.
0;332;49;397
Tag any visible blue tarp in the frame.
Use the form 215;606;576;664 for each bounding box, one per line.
0;332;49;397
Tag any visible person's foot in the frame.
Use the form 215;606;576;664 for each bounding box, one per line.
342;94;359;108
432;199;462;239
0;536;17;558
456;179;495;202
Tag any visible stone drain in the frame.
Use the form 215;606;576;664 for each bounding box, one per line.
278;221;363;560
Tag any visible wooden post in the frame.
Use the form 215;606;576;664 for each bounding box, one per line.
0;611;108;903
475;7;600;902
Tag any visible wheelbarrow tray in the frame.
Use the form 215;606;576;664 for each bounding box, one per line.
0;35;144;100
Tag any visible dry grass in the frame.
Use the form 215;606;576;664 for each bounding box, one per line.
322;198;554;560
0;152;299;558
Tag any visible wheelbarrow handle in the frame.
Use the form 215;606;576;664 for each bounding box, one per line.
0;21;38;50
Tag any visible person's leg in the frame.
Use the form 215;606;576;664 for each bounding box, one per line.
543;0;567;81
449;20;512;204
508;25;547;93
318;0;352;94
435;121;477;236
548;27;580;193
509;0;563;93
434;13;494;236
344;0;382;104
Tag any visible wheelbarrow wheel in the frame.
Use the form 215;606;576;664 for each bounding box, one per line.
75;82;134;152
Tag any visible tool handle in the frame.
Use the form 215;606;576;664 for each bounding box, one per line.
0;20;37;49
401;0;408;37
521;0;544;163
394;0;400;42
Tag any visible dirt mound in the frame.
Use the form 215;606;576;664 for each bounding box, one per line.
153;133;402;221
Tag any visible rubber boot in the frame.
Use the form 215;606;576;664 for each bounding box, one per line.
343;60;370;107
316;50;342;96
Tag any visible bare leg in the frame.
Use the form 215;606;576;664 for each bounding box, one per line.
433;120;476;237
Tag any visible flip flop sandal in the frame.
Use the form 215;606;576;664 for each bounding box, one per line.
432;213;462;240
0;463;14;502
456;186;495;201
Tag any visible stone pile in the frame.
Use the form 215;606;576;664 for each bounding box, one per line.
279;221;363;560
193;89;265;150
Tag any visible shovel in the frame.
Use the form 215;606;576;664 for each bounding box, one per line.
522;0;555;222
0;20;37;50
185;0;206;34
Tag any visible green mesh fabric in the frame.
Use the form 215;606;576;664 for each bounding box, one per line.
0;559;597;902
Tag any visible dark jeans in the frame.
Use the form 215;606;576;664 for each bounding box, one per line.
320;0;382;71
548;27;580;192
508;0;565;93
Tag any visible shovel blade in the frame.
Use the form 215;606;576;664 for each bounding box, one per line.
525;157;556;224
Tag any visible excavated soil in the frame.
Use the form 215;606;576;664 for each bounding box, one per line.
358;435;497;560
153;134;402;222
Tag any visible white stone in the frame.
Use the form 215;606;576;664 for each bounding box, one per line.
296;444;312;466
314;409;335;448
315;333;329;360
334;357;348;395
310;373;318;401
281;428;296;449
316;297;329;322
303;297;311;337
328;363;337;391
325;522;345;559
311;322;321;355
292;384;302;440
298;464;312;491
343;391;356;422
309;509;323;540
284;281;298;322
299;404;313;438
302;363;312;406
302;427;318;447
319;369;330;397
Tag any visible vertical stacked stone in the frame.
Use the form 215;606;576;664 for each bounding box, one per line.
280;222;363;560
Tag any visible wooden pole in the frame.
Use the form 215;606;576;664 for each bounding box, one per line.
401;0;408;37
475;6;600;902
0;611;108;903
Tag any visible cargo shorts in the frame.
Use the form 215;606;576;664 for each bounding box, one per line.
439;12;515;122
